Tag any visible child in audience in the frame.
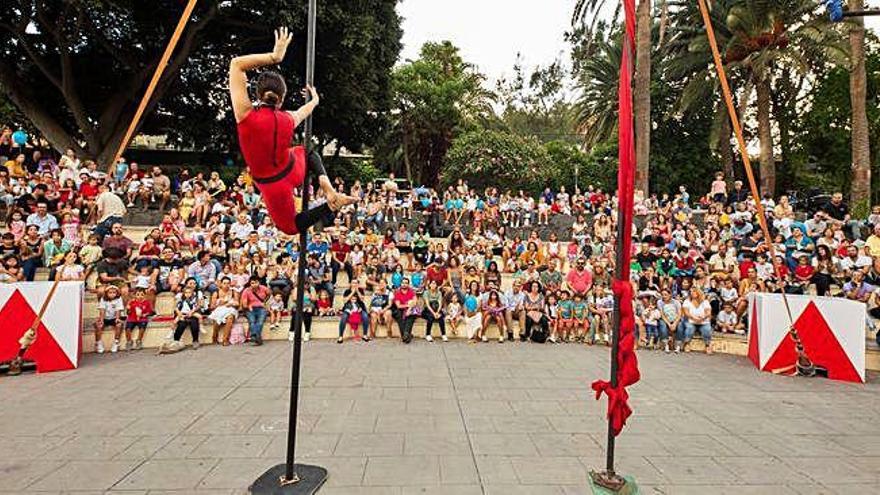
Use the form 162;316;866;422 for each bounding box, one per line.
545;292;560;343
268;292;285;330
316;289;335;317
8;210;24;241
125;287;154;350
572;292;589;342
557;290;573;342
716;301;742;334
95;285;125;354
643;294;661;349
446;297;462;337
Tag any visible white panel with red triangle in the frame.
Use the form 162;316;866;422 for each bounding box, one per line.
747;293;866;383
0;282;84;373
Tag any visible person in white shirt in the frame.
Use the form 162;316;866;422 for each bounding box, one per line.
837;244;872;275
716;302;743;334
680;288;714;354
229;212;255;241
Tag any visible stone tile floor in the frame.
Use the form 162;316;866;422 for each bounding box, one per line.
1;340;878;494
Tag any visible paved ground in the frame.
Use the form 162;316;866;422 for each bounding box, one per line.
2;340;879;495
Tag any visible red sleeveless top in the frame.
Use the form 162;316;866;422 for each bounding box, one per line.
236;107;298;179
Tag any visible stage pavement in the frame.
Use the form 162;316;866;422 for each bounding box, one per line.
1;340;878;494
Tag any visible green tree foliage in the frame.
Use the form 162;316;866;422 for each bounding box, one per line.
443;129;552;195
495;57;578;144
378;41;494;187
798;41;880;198
544;140;616;192
0;0;401;167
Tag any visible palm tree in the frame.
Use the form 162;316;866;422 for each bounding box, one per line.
663;0;746;183
634;0;652;195
725;0;846;195
663;0;844;196
848;0;871;206
574;0;652;194
573;34;623;148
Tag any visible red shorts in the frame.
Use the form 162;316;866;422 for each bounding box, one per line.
252;146;306;235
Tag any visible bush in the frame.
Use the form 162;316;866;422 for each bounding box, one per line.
442;130;552;195
546;140;618;193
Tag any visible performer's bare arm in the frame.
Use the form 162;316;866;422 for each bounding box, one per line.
229;27;293;123
290;86;320;126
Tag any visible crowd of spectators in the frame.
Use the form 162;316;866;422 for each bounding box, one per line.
2;125;878;356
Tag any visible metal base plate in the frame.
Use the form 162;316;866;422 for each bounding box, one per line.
250;464;328;495
589;472;639;494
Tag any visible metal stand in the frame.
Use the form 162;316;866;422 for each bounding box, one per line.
0;357;37;376
250;464;327;495
251;1;326;492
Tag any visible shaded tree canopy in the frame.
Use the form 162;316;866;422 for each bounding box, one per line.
377;41;494;187
0;0;402;167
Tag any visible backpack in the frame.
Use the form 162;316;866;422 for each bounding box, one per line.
229;321;246;345
530;329;548;344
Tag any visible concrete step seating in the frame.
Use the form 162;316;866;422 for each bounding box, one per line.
26;226;880;370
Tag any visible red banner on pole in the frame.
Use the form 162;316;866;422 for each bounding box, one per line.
591;0;641;436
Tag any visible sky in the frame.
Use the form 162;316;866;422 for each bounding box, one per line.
398;0;880;85
398;0;576;85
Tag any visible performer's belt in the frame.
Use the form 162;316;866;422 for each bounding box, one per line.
252;159;293;185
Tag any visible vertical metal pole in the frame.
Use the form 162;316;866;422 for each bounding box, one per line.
284;0;317;482
604;224;626;476
604;23;635;480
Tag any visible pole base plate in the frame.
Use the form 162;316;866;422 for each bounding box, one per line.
250;464;328;494
589;471;639;494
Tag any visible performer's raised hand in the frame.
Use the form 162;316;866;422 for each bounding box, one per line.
272;27;293;63
301;85;320;106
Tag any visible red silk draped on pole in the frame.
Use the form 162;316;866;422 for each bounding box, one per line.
591;0;640;437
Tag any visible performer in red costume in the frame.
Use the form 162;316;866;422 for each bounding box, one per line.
229;27;356;234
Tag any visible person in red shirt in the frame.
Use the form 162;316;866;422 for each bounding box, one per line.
240;276;271;345
793;254;815;290
330;236;352;285
392;278;418;344
426;259;448;287
565;258;593;297
125;287;154;350
673;248;696;277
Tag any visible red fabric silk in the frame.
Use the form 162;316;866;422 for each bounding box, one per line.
590;0;641;437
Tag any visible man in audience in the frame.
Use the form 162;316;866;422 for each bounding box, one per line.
94;182;127;239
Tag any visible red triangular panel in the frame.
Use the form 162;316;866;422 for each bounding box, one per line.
0;290;74;373
763;302;861;383
795;302;861;383
748;305;759;367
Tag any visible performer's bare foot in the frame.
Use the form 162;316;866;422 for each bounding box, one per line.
326;191;358;211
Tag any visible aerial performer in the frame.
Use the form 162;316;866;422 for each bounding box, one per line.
229;27;356;235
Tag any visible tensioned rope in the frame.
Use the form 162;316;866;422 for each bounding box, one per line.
696;0;815;375
108;0;200;173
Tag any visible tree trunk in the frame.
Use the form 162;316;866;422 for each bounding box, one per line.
755;76;775;196
633;0;652;195
402;127;413;183
658;0;669;47
718;107;735;183
849;0;871;206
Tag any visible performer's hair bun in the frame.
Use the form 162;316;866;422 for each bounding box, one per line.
256;71;287;106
